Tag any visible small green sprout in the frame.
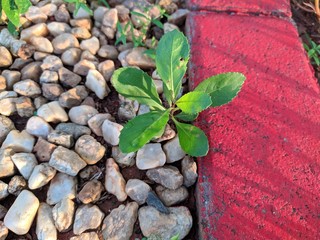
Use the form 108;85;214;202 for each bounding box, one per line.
111;30;246;157
303;34;320;66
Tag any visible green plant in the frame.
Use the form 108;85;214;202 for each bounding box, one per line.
303;34;320;66
0;0;92;35
111;30;246;157
141;233;179;240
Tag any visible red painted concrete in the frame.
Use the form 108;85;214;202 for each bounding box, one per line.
187;0;291;17
187;12;320;239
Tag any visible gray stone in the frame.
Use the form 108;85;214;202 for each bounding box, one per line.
34;96;48;109
168;9;189;25
21;61;42;81
102;119;123;146
163;136;185;163
163;22;179;33
36;203;57;240
136;143;166;170
30;36;53;53
154;124;176;142
20;23;48;41
75;135;106;164
0;91;17;100
52;198;75;232
0;149;15;178
47;22;71;37
12;153;38;179
146;166;183;190
26;116;53;138
10;58;33;70
61;48;81;66
73;204;105;235
37;101;69;123
69;105;98;125
155;185;188;206
70;232;99;240
2;70;21;90
54;4;70;23
138;206;192;240
0;47;12;67
40;70;59;84
98;45;119;59
55;123;91;139
181;156;198;187
125;179;151;205
124;47;155;69
33;137;57;162
71;27;91;39
13;79;41;97
49;146;87;176
74;59;96;76
0;206;7;220
105;158;127;201
102;202;138;240
79;165;101;180
0;221;8;240
52;33;80;54
41;55;63;71
146;191;169;214
78;180;104;204
0;76;6;92
0;116;15;145
1;130;35;153
88;113;114;136
58;67;82;88
15;96;36;117
98;60;115;81
0;98;16;116
81;50;99;62
39;3;57;17
25;6;47;23
70;18;92;30
85;69;110;99
8;176;27;196
112;146;136;167
101;8;118;39
4;190;40;235
80;37;100;55
0;181;9;200
93;6;108;22
34;51;50;61
42;83;64;101
48;130;74;148
28;163;57;190
59;85;88;108
47;172;77;205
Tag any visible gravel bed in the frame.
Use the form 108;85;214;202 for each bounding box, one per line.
0;0;197;239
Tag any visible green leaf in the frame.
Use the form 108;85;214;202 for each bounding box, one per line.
152;19;163;29
79;3;93;15
156;29;190;104
175;112;198;122
194;72;246;107
173;118;208;157
98;0;110;8
14;0;31;14
115;22;126;45
176;91;211;114
170;234;180;240
111;67;165;111
119;110;170;153
7;20;18;36
144;49;156;60
2;0;20;26
131;11;150;20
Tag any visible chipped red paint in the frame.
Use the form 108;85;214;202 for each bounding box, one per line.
187;12;320;239
187;0;291;17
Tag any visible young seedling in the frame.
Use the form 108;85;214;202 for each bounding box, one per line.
111;30;246;157
303;34;320;66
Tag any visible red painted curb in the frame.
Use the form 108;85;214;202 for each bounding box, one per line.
187;12;320;239
187;0;291;17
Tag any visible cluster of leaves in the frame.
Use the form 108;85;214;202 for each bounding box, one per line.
111;30;245;157
0;0;32;35
115;6;167;48
141;233;179;240
303;34;320;66
0;0;92;35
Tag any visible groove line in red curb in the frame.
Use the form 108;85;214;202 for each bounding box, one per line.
186;0;291;17
187;11;320;239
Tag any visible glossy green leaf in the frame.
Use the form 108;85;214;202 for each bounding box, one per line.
170;234;180;240
176;91;211;114
111;67;164;111
14;0;31;14
7;20;18;36
173;118;209;157
144;49;156;60
156;29;190;104
2;0;20;26
175;112;198;122
194;72;246;107
119;110;170;153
